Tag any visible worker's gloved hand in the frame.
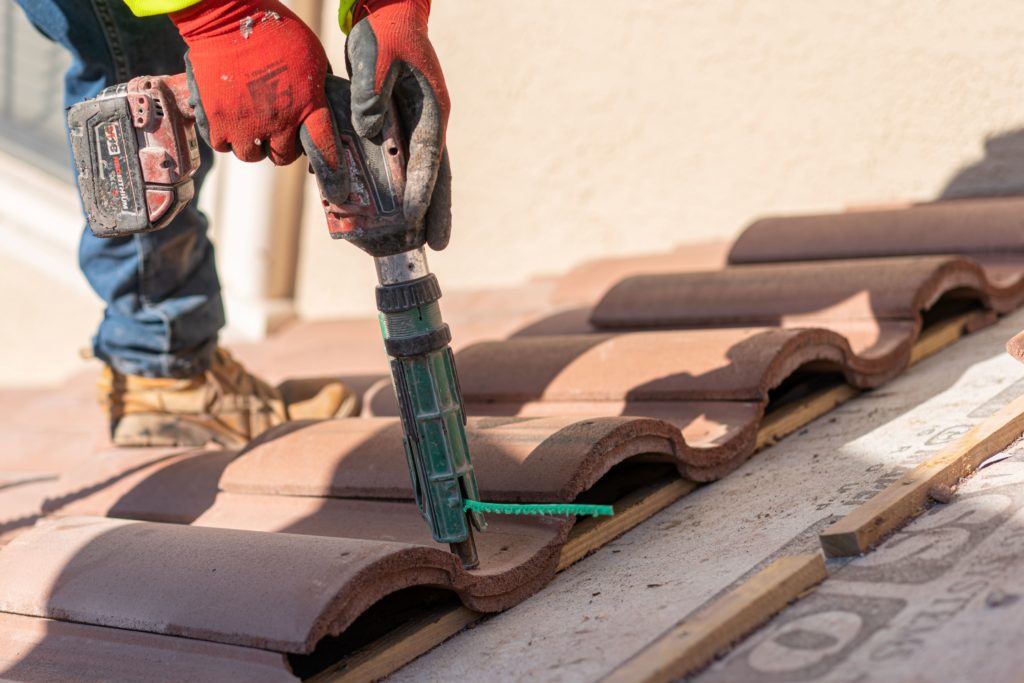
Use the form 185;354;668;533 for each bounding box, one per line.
347;0;452;250
170;0;340;169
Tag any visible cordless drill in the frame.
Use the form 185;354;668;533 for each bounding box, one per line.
67;74;485;568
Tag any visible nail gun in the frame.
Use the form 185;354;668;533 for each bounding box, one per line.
67;74;485;569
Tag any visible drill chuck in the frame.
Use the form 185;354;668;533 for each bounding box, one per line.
375;248;484;568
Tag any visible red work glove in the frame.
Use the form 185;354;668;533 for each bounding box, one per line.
347;0;452;250
170;0;339;168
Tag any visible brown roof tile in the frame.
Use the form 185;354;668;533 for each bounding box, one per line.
0;612;294;682
192;495;569;609
590;256;1024;333
453;328;887;404
0;516;465;653
220;416;684;503
729;198;1024;264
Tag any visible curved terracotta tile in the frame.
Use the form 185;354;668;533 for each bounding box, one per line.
192;495;571;611
729;198;1024;265
0;612;294;682
454;328;889;405
456;400;758;479
458;400;763;452
589;256;1024;367
591;256;1021;332
0;514;569;654
0;516;463;654
975;255;1024;289
220;416;684;503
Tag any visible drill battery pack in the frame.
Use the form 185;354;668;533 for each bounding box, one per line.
67;77;200;238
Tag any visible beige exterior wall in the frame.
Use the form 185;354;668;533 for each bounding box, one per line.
296;0;1024;318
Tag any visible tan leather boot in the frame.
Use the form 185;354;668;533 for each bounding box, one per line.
98;348;357;448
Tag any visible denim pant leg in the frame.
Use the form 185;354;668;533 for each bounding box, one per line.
14;0;225;378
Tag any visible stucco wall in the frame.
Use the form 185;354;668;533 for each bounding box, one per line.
293;1;1024;317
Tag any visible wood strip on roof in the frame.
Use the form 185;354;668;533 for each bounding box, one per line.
820;391;1024;557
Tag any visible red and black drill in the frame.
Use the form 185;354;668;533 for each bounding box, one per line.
67;74;485;568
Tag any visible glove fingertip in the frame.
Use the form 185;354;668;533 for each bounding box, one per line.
183;55;215;149
268;136;300;166
425;152;453;251
304;107;342;169
427;227;451;252
352;109;386;140
300;108;350;207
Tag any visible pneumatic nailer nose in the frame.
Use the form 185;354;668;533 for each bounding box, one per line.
374;248;484;570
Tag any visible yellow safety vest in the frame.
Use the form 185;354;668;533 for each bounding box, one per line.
123;0;359;31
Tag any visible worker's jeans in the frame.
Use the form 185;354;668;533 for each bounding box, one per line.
14;0;224;378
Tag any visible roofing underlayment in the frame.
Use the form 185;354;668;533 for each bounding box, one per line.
701;432;1024;683
2;197;1024;679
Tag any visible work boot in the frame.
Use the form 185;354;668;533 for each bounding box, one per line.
98;348;357;448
